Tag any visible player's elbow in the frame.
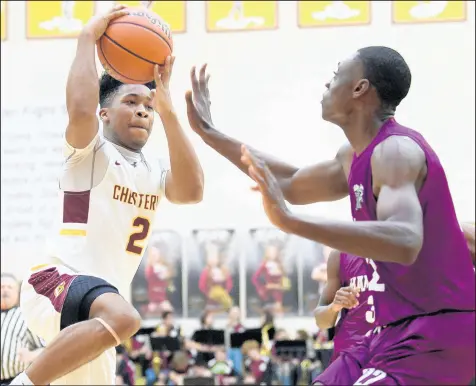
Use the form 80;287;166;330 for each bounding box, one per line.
179;184;204;204
313;308;333;330
398;230;423;266
166;180;204;204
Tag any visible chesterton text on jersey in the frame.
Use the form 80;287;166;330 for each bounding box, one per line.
113;184;161;211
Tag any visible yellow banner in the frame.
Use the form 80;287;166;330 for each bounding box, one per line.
1;1;6;41
392;1;466;24
298;1;370;27
26;1;95;39
206;1;278;32
117;1;186;33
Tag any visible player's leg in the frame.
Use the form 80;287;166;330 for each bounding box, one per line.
359;311;475;385
313;336;371;385
13;270;141;385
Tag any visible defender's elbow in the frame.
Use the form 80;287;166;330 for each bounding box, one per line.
399;233;423;266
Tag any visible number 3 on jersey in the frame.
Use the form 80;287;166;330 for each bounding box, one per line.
126;217;151;255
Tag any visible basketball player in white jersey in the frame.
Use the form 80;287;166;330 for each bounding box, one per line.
11;5;204;385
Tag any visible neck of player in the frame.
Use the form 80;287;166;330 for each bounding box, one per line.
340;109;394;156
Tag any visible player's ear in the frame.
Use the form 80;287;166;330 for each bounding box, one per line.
99;108;110;123
353;79;370;98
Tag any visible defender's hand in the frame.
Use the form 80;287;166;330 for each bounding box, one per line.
185;64;215;136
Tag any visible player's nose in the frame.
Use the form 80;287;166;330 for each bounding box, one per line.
135;107;149;119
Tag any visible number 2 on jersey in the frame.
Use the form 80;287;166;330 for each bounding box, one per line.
126;217;151;255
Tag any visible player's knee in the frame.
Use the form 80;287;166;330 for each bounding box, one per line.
89;293;141;342
107;306;141;342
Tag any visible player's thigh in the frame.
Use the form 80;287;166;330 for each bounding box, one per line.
51;347;116;385
314;338;371;385
365;312;475;385
20;265;78;344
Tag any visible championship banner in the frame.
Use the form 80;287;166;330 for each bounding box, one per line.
392;1;466;24
188;229;240;317
117;1;186;33
246;228;298;317
206;1;277;32
1;1;6;41
130;230;183;318
298;1;371;28
26;1;95;39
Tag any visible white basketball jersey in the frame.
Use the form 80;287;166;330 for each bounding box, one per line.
49;135;168;296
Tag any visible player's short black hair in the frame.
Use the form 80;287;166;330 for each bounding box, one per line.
99;72;156;108
357;46;412;110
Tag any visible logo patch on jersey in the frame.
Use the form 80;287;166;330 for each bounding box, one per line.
353;184;364;211
115;161;121;166
54;281;66;297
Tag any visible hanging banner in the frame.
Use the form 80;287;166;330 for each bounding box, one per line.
298;1;371;28
392;1;466;24
26;1;95;39
246;228;298;317
188;229;240;317
206;1;277;32
116;1;186;33
130;230;184;318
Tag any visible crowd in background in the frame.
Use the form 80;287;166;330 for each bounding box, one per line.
114;307;334;386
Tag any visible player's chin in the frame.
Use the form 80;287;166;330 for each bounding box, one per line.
127;130;150;149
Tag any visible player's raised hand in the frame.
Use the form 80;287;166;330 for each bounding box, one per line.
186;64;215;136
151;56;175;115
330;286;360;312
82;4;129;41
241;145;292;231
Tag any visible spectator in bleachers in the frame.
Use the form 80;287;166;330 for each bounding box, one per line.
226;306;245;374
242;339;273;385
115;345;136;386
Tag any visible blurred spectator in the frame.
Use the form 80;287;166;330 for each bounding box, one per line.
242;340;273;385
208;347;234;375
115;345;136;385
167;350;197;385
226;306;244;333
1;273;44;384
226;306;245;374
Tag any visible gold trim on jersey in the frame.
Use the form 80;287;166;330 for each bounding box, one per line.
30;263;51;272
60;229;87;236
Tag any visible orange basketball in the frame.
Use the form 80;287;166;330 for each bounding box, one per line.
97;7;173;84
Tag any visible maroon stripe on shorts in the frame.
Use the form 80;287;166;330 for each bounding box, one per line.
63;190;91;224
28;268;77;313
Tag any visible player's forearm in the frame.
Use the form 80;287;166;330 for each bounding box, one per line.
313;304;339;330
66;32;99;117
162;110;204;203
203;130;298;196
29;348;44;363
284;215;422;265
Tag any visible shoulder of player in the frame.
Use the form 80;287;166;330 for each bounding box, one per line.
335;141;354;165
371;135;426;186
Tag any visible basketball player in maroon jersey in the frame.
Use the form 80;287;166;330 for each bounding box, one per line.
185;47;475;385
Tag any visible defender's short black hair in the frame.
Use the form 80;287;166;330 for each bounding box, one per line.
99;73;156;107
357;46;412;110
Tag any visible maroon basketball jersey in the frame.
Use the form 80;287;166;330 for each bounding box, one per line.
347;118;475;326
332;252;381;360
